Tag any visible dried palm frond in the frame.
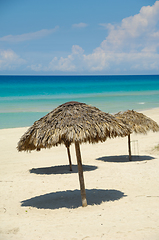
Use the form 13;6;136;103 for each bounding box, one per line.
114;110;159;160
17;101;131;152
115;110;159;134
17;101;131;207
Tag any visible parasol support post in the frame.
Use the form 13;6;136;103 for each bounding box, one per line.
66;146;72;171
128;134;132;161
75;141;87;207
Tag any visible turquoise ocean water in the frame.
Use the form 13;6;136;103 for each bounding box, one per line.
0;75;159;129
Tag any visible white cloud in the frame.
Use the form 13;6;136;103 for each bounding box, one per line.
48;56;76;72
43;1;159;73
151;30;159;38
0;49;26;70
83;1;159;72
43;45;85;72
30;64;42;72
72;45;84;55
72;23;88;28
99;23;114;31
3;1;159;74
0;26;59;42
100;1;159;52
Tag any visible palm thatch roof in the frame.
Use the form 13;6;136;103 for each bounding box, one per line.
17;101;131;207
115;110;159;134
114;110;159;160
17;101;131;152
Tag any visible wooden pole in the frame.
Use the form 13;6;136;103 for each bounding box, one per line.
66;146;72;171
128;134;132;161
75;141;87;207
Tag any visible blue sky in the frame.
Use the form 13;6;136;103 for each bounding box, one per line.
0;0;159;75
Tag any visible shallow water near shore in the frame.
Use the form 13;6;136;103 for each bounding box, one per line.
0;75;159;129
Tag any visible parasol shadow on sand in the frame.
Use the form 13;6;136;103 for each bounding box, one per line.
96;155;156;163
21;189;127;210
29;164;98;175
114;110;159;161
17;101;131;207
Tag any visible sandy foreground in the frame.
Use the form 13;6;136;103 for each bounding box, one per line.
0;108;159;240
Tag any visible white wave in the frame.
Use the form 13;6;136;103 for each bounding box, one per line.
138;102;145;105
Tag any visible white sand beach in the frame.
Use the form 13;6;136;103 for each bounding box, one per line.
0;108;159;240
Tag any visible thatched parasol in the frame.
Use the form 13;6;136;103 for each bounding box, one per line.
17;101;131;207
115;110;159;160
